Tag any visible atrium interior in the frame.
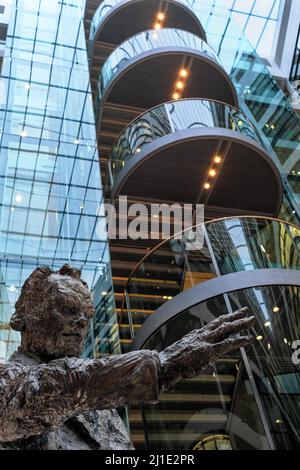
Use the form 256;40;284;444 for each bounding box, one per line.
0;0;300;451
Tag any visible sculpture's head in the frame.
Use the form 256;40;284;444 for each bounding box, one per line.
10;265;95;360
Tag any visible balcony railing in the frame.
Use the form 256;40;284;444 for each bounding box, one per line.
89;0;202;59
123;216;300;336
109;98;263;183
97;28;219;101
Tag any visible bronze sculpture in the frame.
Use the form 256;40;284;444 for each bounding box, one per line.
0;265;254;450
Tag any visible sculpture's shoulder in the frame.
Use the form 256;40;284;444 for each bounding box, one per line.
0;352;35;406
0;357;25;381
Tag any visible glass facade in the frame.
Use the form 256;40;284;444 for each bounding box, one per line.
222;0;282;58
290;23;300;82
0;0;119;359
181;0;300;224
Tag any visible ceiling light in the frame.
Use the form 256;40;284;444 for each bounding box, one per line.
24;83;31;90
101;291;108;296
173;92;180;100
209;169;217;177
15;194;22;204
176;81;184;90
214;156;222;164
157;12;165;21
74;139;80;145
154;22;161;29
256;335;263;341
284;338;288;344
9;285;16;293
237;120;243;126
273;306;280;313
179;69;188;78
20;130;27;138
204;183;211;190
275;419;282;425
264;321;271;327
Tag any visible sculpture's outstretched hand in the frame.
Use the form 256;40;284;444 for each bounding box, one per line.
158;307;255;390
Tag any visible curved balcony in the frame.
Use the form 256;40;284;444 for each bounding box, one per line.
96;28;238;127
109;99;282;216
120;216;300;347
89;0;206;61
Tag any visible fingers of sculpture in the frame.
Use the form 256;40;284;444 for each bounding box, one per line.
199;307;250;335
211;335;253;357
158;308;255;390
181;332;253;378
202;315;256;344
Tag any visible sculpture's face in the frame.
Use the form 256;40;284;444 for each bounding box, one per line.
21;273;95;360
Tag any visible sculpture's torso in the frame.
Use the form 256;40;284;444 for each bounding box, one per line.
0;410;133;450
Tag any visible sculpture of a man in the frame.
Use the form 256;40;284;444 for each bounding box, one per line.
0;265;254;450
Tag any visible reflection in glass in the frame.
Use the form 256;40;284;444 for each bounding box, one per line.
140;295;270;450
124;217;300;350
110;99;262;183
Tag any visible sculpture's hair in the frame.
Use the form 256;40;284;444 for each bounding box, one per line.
10;264;88;332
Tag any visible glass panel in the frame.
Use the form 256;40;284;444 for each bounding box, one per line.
97;29;219;99
110;99;262;183
124;217;300;352
140;295;269;450
228;286;300;449
0;0;119;359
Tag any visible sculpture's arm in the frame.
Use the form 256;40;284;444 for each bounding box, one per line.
0;350;160;442
158;308;255;390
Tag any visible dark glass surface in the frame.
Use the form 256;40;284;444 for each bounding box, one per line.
141;285;300;450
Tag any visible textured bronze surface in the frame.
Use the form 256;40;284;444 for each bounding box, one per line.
0;265;254;449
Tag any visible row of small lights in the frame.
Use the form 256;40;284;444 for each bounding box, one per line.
20;129;81;146
154;13;222;193
163;295;173;301
203;155;222;190
172;68;189;101
154;11;165;30
256;306;283;342
153;11;190;102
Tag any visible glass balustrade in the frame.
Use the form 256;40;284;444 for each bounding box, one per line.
109;99;264;183
97;29;219;100
142;284;300;450
89;0;201;59
123;217;300;334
